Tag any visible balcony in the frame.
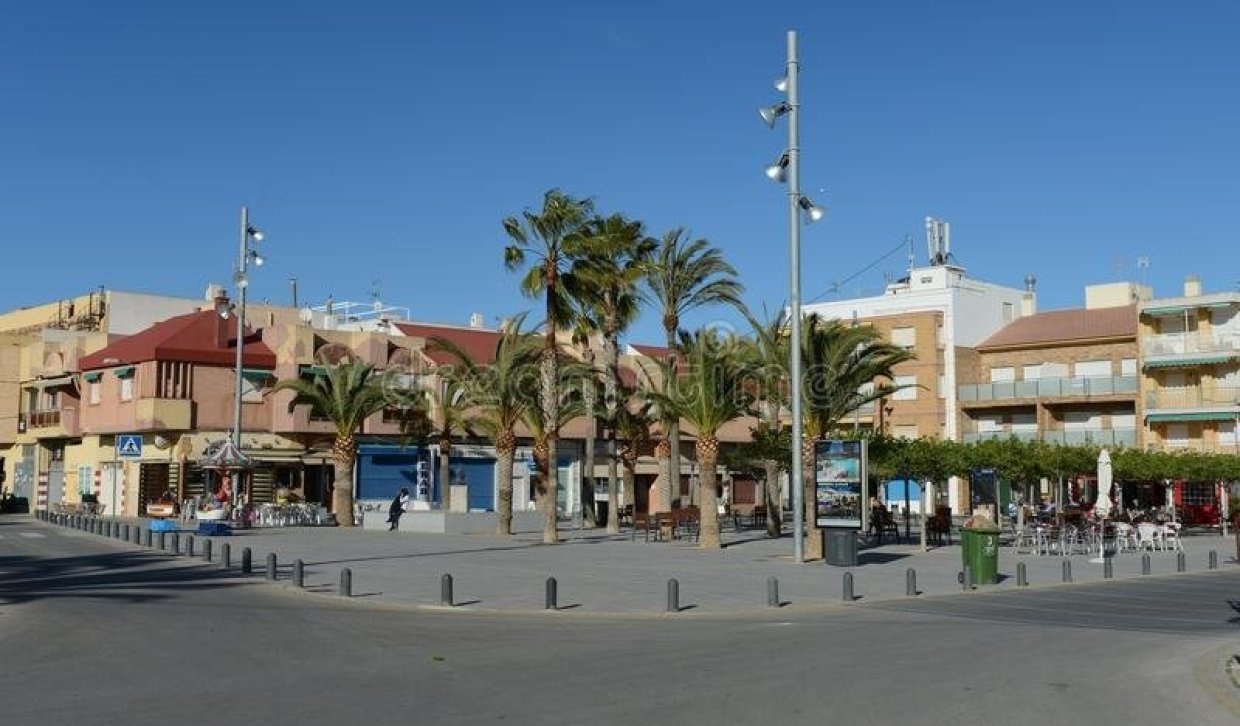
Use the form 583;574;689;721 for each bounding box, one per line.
1144;332;1240;358
20;407;80;437
961;427;1138;447
135;399;194;430
1144;387;1239;411
958;375;1138;404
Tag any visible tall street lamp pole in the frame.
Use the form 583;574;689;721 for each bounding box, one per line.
232;206;264;501
761;31;823;562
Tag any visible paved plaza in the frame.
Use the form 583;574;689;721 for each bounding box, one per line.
31;514;1240;615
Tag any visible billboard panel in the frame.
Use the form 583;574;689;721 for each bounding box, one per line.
814;439;868;529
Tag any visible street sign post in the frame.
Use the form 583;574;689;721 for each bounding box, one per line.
116;435;143;459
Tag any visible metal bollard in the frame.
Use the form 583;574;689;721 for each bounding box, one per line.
441;573;454;607
221;542;231;569
1141;553;1151;575
185;535;195;558
843;572;855;601
545;577;558;610
131;525;139;544
143;529;152;547
170;533;180;555
1209;550;1219;570
1062;560;1072;583
667;578;680;612
767;576;780;607
157;532;166;551
1017;561;1028;587
266;553;277;581
1176;552;1186;573
962;566;973;591
292;559;304;588
1104;557;1113;579
241;547;252;575
203;539;213;562
339;568;352;597
906;568;917;597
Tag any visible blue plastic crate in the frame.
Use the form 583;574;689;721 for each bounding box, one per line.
197;521;232;536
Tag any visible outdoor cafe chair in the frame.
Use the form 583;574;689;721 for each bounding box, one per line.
1160;523;1183;551
1112;522;1137;553
1135;523;1160;551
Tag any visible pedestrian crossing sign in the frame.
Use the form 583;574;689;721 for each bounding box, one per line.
117;434;143;459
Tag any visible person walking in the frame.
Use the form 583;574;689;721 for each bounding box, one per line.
388;488;410;532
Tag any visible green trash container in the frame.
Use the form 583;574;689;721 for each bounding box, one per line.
960;515;1001;585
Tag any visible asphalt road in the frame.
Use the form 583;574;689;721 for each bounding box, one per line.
2;517;1238;726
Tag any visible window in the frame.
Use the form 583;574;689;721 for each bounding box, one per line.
89;381;101;405
1073;360;1110;377
1110;413;1136;430
890;327;916;348
1002;302;1015;323
120;377;134;401
938;374;946;399
892;424;918;439
1219;421;1238;447
989;367;1015;383
1064;411;1101;430
892;375;918;400
46;389;59;409
1120;358;1137;376
77;466;93;496
241;377;264;403
976;415;1002;432
1163;423;1189;448
1011;413;1036;433
1022;364;1044;380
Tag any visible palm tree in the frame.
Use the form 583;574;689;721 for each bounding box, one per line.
613;388;654;514
428;319;541;535
648;329;753;549
568;213;655;532
504;189;594;543
741;306;791;536
568;312;600;528
645;228;743;512
517;357;589;535
423;377;473;513
799;314;916;558
275;359;391;527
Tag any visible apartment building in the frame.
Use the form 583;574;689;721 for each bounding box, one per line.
958;284;1144;448
1139;275;1240;454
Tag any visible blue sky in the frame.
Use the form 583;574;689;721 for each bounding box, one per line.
2;1;1237;344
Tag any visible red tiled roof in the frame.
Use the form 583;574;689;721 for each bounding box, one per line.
630;343;671;360
78;310;276;369
396;323;501;365
978;305;1137;350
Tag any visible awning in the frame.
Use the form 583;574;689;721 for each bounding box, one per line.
1144;302;1237;315
298;365;327;377
241;368;276;381
1144;355;1238;369
82;371;103;383
113;366;135;379
1146;411;1238;423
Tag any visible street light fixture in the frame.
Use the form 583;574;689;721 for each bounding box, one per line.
230;206;267;502
760;30;815;563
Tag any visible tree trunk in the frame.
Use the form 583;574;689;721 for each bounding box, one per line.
764;460;782;537
604;332;621;534
666;330;681;509
495;435;515;536
331;460;355;528
621;456;637;510
803;438;822;560
582;350;598;528
540;350;559;544
653;438;672;513
438;435;453;512
697;439;721;549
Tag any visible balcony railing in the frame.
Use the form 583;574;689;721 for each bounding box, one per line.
25;409;61;428
958;375;1137;403
1144;387;1240;410
1144;332;1240;357
961;427;1138;447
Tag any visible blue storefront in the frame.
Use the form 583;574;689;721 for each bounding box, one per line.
357;445;432;503
442;454;496;511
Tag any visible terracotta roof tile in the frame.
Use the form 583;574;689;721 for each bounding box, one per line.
978;305;1137;350
78;310;276;369
396;322;501;365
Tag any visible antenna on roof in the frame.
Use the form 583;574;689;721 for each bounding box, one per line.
925;216;952;266
1136;256;1150;289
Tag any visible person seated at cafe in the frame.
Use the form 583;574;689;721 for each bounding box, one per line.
868;497;887;537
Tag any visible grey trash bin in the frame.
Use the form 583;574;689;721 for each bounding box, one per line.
824;528;858;567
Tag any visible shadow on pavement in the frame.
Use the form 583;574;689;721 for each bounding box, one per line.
0;550;248;606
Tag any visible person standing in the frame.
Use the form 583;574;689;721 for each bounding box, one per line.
388;488;410;531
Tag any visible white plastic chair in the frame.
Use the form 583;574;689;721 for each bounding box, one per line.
1160;523;1183;551
1135;523;1160;551
1112;522;1136;553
